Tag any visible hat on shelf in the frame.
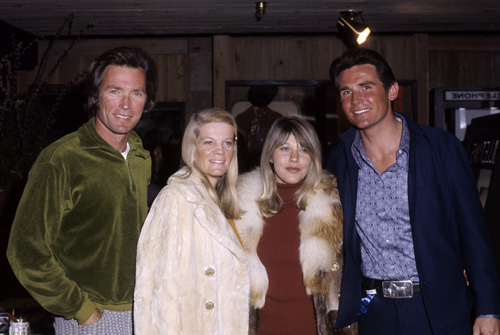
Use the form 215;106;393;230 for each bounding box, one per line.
247;85;278;107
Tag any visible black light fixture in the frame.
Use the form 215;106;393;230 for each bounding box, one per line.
337;10;371;47
255;2;267;21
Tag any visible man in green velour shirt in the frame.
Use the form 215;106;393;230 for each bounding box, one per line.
7;46;158;334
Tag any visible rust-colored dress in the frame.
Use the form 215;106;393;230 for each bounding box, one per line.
256;181;317;335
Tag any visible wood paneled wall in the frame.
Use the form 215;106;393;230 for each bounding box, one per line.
213;34;431;123
17;38;211;118
428;35;500;89
16;33;500;127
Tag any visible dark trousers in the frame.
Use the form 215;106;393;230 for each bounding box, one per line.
357;292;472;335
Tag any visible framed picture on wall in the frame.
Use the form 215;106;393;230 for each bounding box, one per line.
225;80;340;161
225;79;418;158
135;101;186;180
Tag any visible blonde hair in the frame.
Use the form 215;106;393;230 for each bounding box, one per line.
257;116;323;217
180;108;241;219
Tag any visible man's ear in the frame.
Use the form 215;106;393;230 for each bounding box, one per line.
388;81;400;101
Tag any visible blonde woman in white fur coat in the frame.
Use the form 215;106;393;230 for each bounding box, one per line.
134;108;249;334
235;117;356;335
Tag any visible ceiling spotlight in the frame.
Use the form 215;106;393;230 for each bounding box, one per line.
255;2;267;21
337;10;371;47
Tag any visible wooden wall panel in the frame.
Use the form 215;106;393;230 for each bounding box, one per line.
414;34;430;125
429;51;500;89
214;34;430;122
227;36;345;82
188;38;213;114
14;34;500;128
154;54;188;102
428;35;500;89
213;35;232;108
363;35;419;79
17;37;196;125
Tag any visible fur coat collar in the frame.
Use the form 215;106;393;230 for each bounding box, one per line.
234;169;344;308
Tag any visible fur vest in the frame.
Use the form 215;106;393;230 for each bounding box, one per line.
234;169;357;335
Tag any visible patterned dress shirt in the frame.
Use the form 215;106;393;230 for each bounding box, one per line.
351;114;419;282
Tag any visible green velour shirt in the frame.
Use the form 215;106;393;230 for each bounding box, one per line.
7;118;151;324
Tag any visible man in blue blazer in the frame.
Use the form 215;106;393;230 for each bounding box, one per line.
326;48;500;335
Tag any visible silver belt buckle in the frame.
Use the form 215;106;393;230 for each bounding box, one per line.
382;280;413;298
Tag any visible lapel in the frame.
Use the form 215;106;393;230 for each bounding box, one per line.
403;114;426;240
339;130;361;257
180;172;247;263
194;199;248;262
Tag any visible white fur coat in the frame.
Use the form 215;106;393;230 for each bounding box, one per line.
134;168;250;334
235;169;354;334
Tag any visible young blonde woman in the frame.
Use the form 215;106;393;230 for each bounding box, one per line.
134;108;249;334
235;116;356;334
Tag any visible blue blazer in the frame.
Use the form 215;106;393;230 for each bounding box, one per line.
327;114;500;333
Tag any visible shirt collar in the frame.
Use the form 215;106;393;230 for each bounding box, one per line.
396;112;410;154
351;112;410;169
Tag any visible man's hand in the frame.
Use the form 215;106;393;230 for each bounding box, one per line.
81;308;103;326
473;317;500;335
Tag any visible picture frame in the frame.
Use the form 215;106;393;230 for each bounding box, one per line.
394;80;418;121
225;80;339;158
225;79;418;160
